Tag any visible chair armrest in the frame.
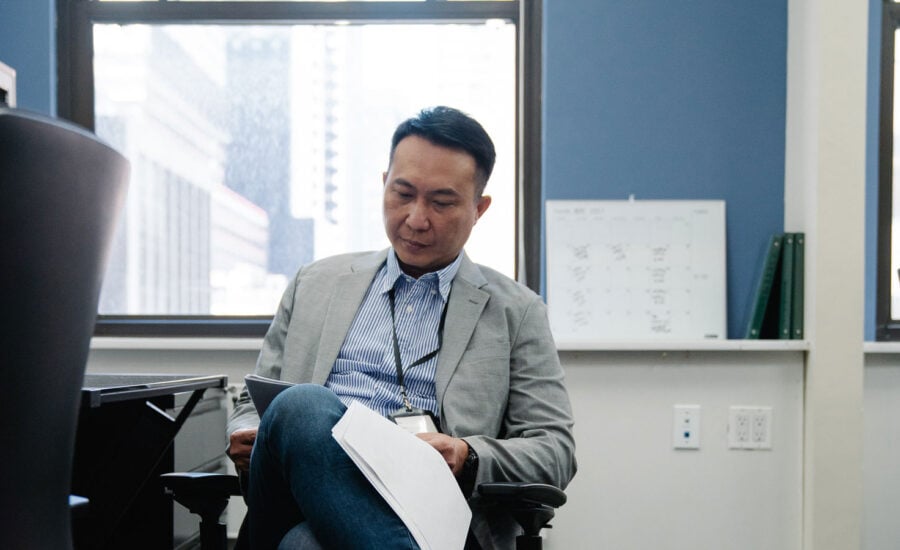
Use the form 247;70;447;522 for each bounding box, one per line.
160;472;242;499
475;482;566;540
477;482;566;509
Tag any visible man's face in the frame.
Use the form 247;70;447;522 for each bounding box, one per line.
383;135;491;278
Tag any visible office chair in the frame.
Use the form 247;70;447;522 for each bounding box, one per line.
0;108;129;549
163;471;565;550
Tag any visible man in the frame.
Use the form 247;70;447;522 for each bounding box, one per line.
227;106;576;549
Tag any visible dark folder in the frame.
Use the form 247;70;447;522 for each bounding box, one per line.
778;233;795;339
746;233;783;339
790;232;805;339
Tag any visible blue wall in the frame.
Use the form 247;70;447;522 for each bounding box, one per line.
544;0;788;338
866;0;882;341
0;0;56;115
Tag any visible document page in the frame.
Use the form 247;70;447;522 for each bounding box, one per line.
332;401;471;550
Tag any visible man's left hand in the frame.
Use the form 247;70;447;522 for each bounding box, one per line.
416;433;469;476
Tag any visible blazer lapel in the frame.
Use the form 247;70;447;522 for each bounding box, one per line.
310;250;387;384
435;254;489;404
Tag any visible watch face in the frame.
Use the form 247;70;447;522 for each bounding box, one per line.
465;447;478;470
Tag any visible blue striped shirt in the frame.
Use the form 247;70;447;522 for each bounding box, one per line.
324;250;461;419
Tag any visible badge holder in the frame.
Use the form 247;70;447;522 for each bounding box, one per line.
390;407;441;434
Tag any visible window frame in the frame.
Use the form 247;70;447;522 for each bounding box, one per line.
57;0;541;337
878;1;900;340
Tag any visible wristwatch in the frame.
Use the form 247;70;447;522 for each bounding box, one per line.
458;442;479;497
463;444;479;477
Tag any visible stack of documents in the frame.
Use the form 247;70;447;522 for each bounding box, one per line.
332;401;472;550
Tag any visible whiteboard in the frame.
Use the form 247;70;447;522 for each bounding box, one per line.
546;200;726;343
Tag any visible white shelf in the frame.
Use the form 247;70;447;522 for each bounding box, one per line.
555;339;809;352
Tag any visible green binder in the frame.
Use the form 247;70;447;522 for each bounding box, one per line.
790;232;805;339
778;233;795;339
745;234;784;339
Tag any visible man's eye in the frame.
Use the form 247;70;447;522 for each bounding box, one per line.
433;201;453;208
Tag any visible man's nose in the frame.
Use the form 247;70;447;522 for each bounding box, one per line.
405;201;430;231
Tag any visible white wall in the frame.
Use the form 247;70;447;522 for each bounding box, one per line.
547;350;803;550
87;341;807;549
84;342;900;550
87;339;260;384
863;350;900;550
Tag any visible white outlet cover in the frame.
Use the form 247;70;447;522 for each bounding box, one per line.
673;404;701;449
729;406;773;450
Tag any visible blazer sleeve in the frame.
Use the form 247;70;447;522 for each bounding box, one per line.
226;271;299;435
463;295;577;491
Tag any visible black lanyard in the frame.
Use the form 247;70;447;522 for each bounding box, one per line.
387;286;450;412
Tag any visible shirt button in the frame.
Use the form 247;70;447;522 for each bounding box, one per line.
406;305;413;314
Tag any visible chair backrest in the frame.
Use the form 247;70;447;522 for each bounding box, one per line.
0;108;129;549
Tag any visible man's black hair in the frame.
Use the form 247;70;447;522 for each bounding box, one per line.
389;106;496;194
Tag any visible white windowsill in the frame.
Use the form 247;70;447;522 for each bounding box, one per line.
864;341;900;354
90;336;807;353
90;336;264;351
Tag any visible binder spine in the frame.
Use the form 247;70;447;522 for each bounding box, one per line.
745;234;783;339
778;234;795;339
791;232;805;339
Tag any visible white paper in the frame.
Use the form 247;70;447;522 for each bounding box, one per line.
332;401;472;550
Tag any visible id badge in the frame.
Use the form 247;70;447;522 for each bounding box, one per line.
389;408;441;434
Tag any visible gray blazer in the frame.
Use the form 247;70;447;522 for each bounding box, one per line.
228;249;577;548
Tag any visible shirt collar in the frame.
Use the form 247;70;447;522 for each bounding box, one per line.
383;249;461;302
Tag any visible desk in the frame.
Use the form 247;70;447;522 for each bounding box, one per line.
72;373;228;550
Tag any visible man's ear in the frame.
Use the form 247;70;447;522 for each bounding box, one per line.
382;171;388;185
475;195;492;221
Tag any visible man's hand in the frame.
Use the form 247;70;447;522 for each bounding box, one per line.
417;433;469;476
226;428;257;472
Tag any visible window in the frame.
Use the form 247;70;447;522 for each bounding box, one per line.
58;0;541;336
879;2;900;339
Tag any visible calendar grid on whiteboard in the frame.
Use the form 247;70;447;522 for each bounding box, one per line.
546;200;726;343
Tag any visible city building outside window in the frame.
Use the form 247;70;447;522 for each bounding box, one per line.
58;1;537;336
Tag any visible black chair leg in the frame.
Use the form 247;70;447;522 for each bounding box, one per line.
512;505;556;550
516;534;543;550
198;502;229;550
477;482;565;550
161;472;240;550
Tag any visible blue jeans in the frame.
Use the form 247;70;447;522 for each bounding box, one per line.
247;384;419;550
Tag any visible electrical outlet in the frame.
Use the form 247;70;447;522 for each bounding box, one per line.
728;406;752;449
751;407;773;449
673;404;700;449
729;406;773;450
